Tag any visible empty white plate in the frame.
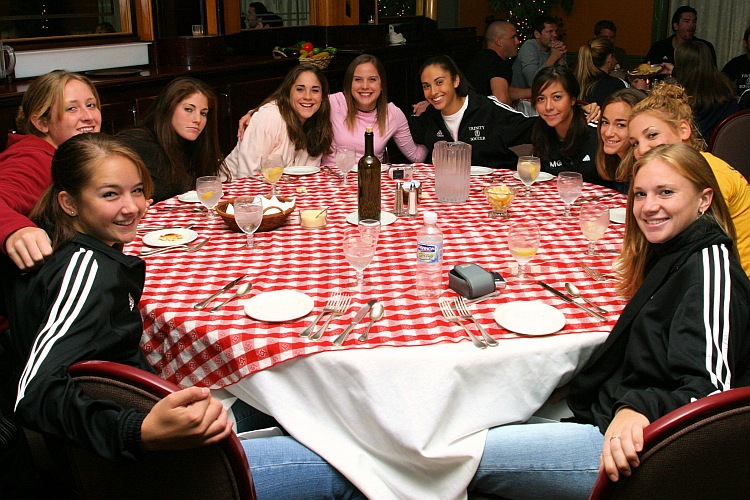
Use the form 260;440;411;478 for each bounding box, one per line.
346;211;397;226
244;290;314;322
284;166;320;176
513;171;555;182
493;300;566;336
142;228;198;247
609;208;626;224
471;166;494;176
352;164;390;173
177;190;200;203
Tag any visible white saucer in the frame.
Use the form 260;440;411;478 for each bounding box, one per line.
177;190;200;203
493;300;566;336
244;290;314;322
609;208;626;224
142;228;198;247
352;164;390;173
284;166;320;176
513;171;555;182
346;211;397;226
471;166;494;176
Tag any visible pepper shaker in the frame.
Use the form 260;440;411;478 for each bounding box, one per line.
408;183;418;217
393;181;405;216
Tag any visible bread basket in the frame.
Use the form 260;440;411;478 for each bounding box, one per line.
216;196;296;233
298;54;333;69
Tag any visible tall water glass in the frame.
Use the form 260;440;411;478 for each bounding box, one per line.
195;175;223;219
517;156;541;197
234;196;264;248
335;146;357;186
557;171;583;217
579;203;610;255
433;141;472;203
508;221;540;279
342;227;377;287
261;154;284;196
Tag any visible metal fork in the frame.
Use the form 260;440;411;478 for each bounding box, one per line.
438;299;486;349
139;237;210;257
581;264;616;282
308;295;351;341
453;297;498;347
300;292;346;337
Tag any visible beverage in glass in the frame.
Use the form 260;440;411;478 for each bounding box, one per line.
195;175;223;219
234;196;264;248
358;218;381;247
557;171;583;217
508;221;540;279
484;183;515;217
261;154;284;196
343;227;377;287
579;203;610;255
516;156;540;197
334;146;357;186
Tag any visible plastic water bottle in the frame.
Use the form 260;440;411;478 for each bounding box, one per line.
416;211;443;299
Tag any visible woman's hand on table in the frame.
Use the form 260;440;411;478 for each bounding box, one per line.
600;407;650;482
5;227;53;271
141;386;232;451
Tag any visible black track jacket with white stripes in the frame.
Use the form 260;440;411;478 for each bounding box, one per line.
568;217;750;433
4;234;151;461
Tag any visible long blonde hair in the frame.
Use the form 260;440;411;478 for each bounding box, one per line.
616;143;736;297
575;37;615;100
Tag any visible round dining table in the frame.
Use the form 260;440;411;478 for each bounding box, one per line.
132;164;627;500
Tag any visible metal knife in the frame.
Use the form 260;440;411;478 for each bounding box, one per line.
194;275;249;310
537;281;607;322
332;300;376;346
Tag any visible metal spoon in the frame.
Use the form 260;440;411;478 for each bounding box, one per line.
564;282;608;314
357;302;385;342
210;282;253;312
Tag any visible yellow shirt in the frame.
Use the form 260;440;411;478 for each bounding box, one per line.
703;152;750;277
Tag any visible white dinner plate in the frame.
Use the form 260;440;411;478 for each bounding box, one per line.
284;165;320;176
346;211;397;226
244;290;314;322
142;228;198;247
177;190;200;203
493;300;566;336
471;166;494;176
609;208;626;224
351;164;390;173
513;171;555;182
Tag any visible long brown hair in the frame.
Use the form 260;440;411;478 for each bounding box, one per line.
675;40;737;111
595;88;646;182
616;143;736;297
342;54;389;136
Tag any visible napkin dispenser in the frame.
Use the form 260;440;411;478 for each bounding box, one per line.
448;263;503;299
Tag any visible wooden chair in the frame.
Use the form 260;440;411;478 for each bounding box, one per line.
707;109;750;183
43;360;258;500
589;386;750;500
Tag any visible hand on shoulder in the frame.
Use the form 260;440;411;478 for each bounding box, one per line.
5;226;53;270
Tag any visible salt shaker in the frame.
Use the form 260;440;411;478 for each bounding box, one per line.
408;183;418;217
393;181;405;216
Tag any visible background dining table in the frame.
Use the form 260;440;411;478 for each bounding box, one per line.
132;164;628;499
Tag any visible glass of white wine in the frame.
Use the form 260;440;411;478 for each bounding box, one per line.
508;221;540;279
234;196;264;248
261;154;285;196
556;171;583;217
517;156;541;197
334;146;357;186
342;227;377;287
195;175;223;219
579;203;610;255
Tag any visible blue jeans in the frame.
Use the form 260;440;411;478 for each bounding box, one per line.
242;436;366;500
469;421;604;500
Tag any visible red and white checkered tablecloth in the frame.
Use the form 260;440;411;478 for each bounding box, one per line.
133;165;627;388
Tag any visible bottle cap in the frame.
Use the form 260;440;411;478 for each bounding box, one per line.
424;211;437;224
365;126;373;133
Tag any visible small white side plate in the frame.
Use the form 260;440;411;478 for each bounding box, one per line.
471;166;494;176
244;291;314;322
142;228;198;247
177;190;200;203
609;208;626;224
352;164;390;173
284;166;320;176
346;211;397;226
493;300;566;336
513;171;555;182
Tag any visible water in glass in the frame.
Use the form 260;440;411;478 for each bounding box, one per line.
508;221;540;279
579;203;610;255
234;196;263;248
557;171;583;217
517;156;540;197
195;175;223;219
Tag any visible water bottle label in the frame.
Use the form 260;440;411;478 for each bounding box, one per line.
417;242;442;264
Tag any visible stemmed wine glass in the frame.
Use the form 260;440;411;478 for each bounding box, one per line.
261;154;285;196
579;203;610;255
516;156;541;197
508;221;540;279
358;218;381;247
557;171;583;217
195;175;223;219
334;146;357;186
233;196;264;248
342;227;377;287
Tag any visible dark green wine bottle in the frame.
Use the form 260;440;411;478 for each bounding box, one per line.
357;127;381;221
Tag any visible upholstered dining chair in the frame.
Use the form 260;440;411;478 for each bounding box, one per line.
707;109;750;183
42;360;257;500
588;386;750;500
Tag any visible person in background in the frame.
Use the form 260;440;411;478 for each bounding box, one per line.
95;21;116;33
673;40;739;141
0;70;101;272
594;20;630;72
226;65;332;177
511;14;567;90
531;65;605;186
721;25;750;98
626;82;750;277
574;37;627;107
595;88;646;194
245;2;283;28
470;142;750;499
644;5;716;67
118;77;230;203
466;20;530;106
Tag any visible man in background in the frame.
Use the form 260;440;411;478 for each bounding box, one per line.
594;19;630;72
644;5;716;66
511;15;567;89
722;26;750;98
245;2;283;29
